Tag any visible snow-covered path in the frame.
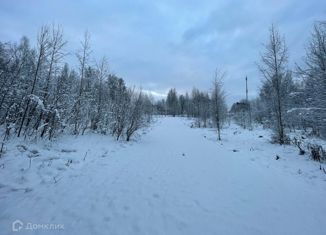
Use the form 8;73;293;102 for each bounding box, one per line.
1;117;326;235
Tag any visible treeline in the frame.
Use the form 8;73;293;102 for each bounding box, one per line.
156;71;228;140
230;22;326;144
0;25;153;144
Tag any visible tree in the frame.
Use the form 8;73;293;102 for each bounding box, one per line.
179;94;186;116
296;21;326;138
107;74;130;140
91;56;109;131
39;25;67;138
73;31;91;135
211;69;227;141
155;99;167;115
17;25;50;137
230;100;251;128
166;88;179;116
0;26;153;142
125;90;144;141
258;25;293;144
43;25;66;103
191;88;201;118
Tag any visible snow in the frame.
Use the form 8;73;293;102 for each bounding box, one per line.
27;94;45;110
1;117;326;235
287;107;326;114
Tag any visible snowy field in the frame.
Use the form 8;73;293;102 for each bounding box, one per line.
0;117;326;235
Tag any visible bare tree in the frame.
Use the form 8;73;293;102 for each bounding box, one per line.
92;56;109;130
258;25;291;144
43;24;66;103
125;89;144;141
73;31;91;135
211;69;227;141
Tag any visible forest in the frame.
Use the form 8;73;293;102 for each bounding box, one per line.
1;23;325;147
0;26;154;151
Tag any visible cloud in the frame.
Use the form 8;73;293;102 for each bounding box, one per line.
1;0;325;106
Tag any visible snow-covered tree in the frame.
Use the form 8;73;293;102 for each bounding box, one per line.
17;25;50;137
295;21;326;138
72;31;91;135
0;26;153;142
258;25;294;144
230;100;251;129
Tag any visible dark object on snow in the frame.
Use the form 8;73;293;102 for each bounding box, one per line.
25;188;33;193
27;150;40;158
182;153;185;156
29;149;39;155
259;135;263;138
232;149;239;152
275;155;280;160
61;149;77;153
320;165;326;174
65;159;73;166
293;137;305;155
308;144;325;162
271;134;291;145
17;145;28;152
83;151;88;161
204;135;206;138
53;176;63;184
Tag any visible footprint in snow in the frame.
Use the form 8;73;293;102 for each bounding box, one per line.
101;151;109;158
25;187;33;193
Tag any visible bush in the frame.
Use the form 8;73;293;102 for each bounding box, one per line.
308;144;326;162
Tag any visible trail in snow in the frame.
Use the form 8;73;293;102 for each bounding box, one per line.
0;117;326;235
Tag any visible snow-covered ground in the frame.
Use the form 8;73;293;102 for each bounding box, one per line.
0;117;326;235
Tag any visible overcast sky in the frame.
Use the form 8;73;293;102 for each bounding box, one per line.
1;0;325;105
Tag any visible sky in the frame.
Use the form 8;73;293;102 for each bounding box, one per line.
0;0;325;105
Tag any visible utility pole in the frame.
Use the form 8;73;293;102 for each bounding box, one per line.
246;76;252;129
245;76;248;102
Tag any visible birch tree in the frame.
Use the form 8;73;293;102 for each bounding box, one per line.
211;69;227;141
